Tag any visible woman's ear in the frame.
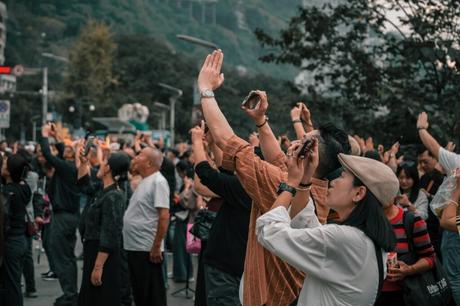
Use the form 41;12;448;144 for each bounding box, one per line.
353;186;367;203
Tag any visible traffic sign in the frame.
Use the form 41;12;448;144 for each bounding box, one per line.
0;100;10;128
13;65;24;77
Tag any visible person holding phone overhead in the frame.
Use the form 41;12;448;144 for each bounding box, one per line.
40;122;80;306
77;139;130;306
256;138;398;306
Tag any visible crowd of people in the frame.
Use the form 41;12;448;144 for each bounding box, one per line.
0;49;459;306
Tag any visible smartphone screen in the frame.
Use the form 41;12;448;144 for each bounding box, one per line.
242;91;261;110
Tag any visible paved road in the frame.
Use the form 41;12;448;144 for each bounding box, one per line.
24;239;197;306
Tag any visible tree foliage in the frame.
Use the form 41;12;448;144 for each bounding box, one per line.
65;20;116;111
256;0;460;147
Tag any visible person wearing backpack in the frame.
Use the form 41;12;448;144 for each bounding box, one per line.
375;186;436;305
1;154;32;306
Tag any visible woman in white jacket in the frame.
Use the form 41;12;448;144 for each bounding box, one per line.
256;138;398;306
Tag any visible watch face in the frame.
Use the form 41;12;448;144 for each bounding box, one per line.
202;90;214;97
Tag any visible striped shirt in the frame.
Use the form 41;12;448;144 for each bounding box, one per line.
383;207;436;292
222;135;330;306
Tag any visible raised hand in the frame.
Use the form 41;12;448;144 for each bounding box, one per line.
390;142;400;155
290;103;302;121
249;132;260;147
446;141;456;152
354;135;366;154
302;137;319;183
198;50;225;92
242;90;268;126
417;112;429;130
300;103;312;125
286;141;305;186
190;120;206;144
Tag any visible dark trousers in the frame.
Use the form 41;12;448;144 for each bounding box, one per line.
4;235;27;306
194;241;207;306
172;218;193;282
78;240;121;306
374;290;405;306
120;248;132;306
42;222;56;272
127;250;167;306
50;212;79;305
204;264;241;306
22;235;36;293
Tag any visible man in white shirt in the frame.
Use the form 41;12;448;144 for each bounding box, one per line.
123;147;170;306
417;111;460;305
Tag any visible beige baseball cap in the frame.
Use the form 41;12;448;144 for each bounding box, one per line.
338;153;399;207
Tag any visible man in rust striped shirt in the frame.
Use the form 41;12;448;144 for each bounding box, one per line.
197;50;349;306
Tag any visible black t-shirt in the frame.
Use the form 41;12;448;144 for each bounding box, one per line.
419;170;445;197
3;181;32;237
195;161;251;277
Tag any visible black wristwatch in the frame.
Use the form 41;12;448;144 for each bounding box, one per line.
277;182;297;196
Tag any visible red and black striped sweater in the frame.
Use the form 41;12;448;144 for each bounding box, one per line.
383;206;436;292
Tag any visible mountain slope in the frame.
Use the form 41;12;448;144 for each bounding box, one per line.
5;0;302;79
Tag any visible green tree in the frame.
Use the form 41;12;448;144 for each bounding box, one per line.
65;20;116;125
256;1;460;147
110;35;300;141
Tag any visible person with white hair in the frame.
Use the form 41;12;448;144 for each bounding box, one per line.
122;147;170;306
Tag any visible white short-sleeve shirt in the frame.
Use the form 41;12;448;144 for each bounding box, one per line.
123;172;170;252
439;147;460;174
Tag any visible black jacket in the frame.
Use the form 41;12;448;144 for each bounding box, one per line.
80;184;125;253
40;137;80;214
195;161;251;277
3;181;32;237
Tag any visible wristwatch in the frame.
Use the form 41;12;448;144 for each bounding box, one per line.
277;182;297;196
201;89;215;99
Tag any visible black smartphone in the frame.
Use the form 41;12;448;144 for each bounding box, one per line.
47;121;56;132
84;136;95;156
241;91;261;110
298;139;313;159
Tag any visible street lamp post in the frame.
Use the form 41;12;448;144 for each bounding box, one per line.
41;67;48;125
158;83;183;146
41;52;69;124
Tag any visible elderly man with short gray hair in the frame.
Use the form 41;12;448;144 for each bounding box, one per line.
123;147;170;306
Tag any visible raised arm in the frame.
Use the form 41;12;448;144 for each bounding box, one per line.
40;124;74;178
417;112;441;160
291;104;307;140
197;50;234;150
191;122;219;198
241;90;285;164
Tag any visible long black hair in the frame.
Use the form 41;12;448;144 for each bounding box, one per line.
341;177;397;252
396;162;420;203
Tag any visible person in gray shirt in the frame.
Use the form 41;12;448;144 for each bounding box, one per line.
123;147;170;306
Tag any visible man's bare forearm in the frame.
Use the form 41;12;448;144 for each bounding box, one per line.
419;129;441;159
209;142;223;168
201;97;234;149
293;122;307;140
258;123;284;164
192;140;207;164
152;209;169;250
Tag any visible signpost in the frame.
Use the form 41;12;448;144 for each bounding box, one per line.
0;100;10;129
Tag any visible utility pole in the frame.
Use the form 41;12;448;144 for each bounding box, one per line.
158;83;183;146
41;67;48;125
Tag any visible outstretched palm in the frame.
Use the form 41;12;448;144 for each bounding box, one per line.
198;50;225;92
